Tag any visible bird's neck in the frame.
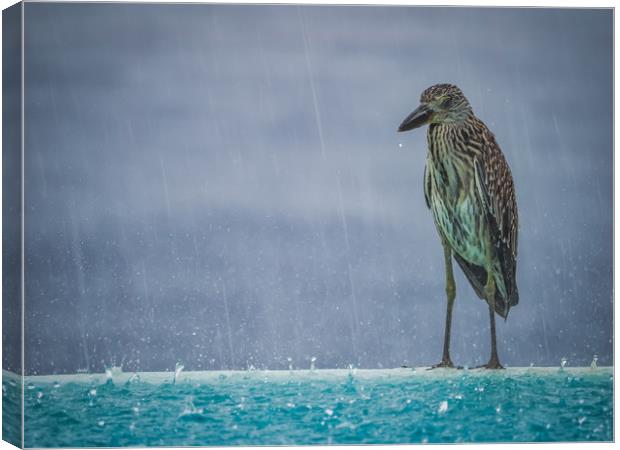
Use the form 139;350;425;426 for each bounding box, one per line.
427;115;479;162
438;109;475;127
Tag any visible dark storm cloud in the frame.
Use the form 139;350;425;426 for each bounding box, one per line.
20;4;612;374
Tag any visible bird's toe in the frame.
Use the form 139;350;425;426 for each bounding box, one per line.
473;361;504;370
427;360;461;370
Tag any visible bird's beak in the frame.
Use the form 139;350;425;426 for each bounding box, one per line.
397;104;433;132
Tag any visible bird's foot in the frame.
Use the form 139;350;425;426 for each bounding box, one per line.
427;360;461;370
473;359;504;370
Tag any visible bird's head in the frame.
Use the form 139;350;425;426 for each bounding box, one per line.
398;83;472;132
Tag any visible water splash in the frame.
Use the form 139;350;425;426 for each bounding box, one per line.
590;354;598;369
559;357;568;372
287;357;293;373
179;396;204;418
128;373;141;384
174;363;185;385
438;400;448;414
578;416;586;426
346;364;357;385
105;366;123;383
310;357;317;372
87;388;97;407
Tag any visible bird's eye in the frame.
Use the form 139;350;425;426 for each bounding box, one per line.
440;97;453;108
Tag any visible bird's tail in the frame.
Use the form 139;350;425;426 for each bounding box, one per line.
453;253;518;319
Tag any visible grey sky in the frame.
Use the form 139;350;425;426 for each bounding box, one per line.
18;4;612;374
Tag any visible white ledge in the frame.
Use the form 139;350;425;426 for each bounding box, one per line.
7;366;613;385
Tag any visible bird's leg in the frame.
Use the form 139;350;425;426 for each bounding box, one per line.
477;273;504;369
429;242;459;370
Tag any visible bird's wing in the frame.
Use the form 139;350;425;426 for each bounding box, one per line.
472;128;519;314
473;132;518;259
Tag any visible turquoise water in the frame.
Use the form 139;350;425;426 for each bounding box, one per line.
7;367;614;447
2;373;21;447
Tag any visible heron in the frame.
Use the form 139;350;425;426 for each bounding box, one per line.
398;84;518;369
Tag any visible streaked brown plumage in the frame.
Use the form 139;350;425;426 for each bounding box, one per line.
398;83;518;369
